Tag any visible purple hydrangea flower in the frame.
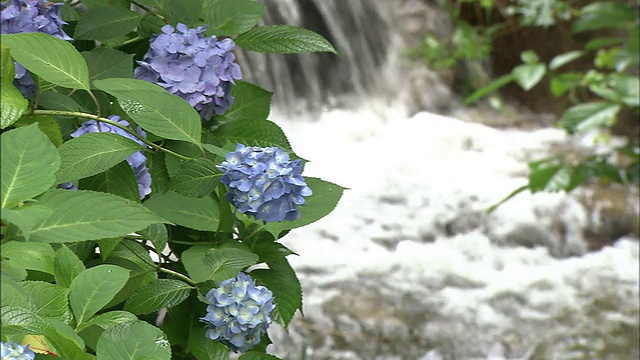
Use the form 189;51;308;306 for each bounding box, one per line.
200;272;275;353
1;0;72;97
134;23;242;120
1;341;35;360
70;116;152;199
217;144;312;222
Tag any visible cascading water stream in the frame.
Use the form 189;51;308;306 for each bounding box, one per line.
234;1;640;359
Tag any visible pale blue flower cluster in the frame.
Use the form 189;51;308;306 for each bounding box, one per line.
218;144;313;222
200;272;275;353
70;116;152;199
1;341;35;360
1;0;72;97
134;23;242;120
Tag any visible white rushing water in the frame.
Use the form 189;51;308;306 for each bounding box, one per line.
261;104;639;360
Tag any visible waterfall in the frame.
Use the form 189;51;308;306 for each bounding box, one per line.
236;0;455;113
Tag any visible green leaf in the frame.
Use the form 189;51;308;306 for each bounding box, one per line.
93;78;201;144
79;161;140;202
82;48;134;82
463;73;514;105
560;102;621;133
163;0;201;25
528;159;571;192
97;238;123;261
585;37;624;50
239;352;283;360
144;191;220;231
76;310;138;333
235;25;337;54
29;189;168;243
572;1;636;34
0;241;55;275
219;81;272;122
549;50;585;71
45;318;92;359
246;239;297;263
0;78;28;129
250;258;301;328
123;279;192;315
0;276;30;308
1;123;61;208
56;132;143;183
39;90;87;112
74;6;142;40
138;16;166;38
549;72;582;97
0;205;52;241
1;305;55;338
187;325;229;360
16;115;64;147
513;63;546;91
168;158;221;197
210;119;295;154
203;0;264;36
69;264;130;326
54;245;87;288
261;178;345;238
520;50;540;64
181;245;259;283
146;152;171;195
139;223;168;253
1;32;90;90
1;43;15;79
21;282;72;322
96;321;171;360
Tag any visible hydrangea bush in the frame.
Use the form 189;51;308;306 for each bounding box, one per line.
0;1;341;359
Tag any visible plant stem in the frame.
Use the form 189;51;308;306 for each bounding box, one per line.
32;110;194;161
158;267;198;287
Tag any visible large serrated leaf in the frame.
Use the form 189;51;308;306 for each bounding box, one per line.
124;279;192;315
250;258;301;328
1;43;14;79
0;204;52;241
16;115;64;147
75;6;142;40
93;78;201;144
220;81;272;122
144;191;220;231
235;25;336;54
169;158;221;197
181;245;258;283
79;161;140;202
211;119;295;154
203;0;264;36
1;305;54;337
76;310;138;333
1;241;55;274
0;276;31;308
1;33;90;90
96;321;171;360
82;47;134;82
1;124;61;208
21;282;72;322
69;265;130;326
56;132;143;183
239;352;283;360
0;77;28;129
54;245;86;288
29;189;168;243
260;178;345;238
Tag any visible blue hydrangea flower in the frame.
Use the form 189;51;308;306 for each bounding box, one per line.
217;144;313;222
58;181;78;191
200;272;275;353
70;116;152;199
134;23;242;120
1;0;72;97
1;341;35;360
